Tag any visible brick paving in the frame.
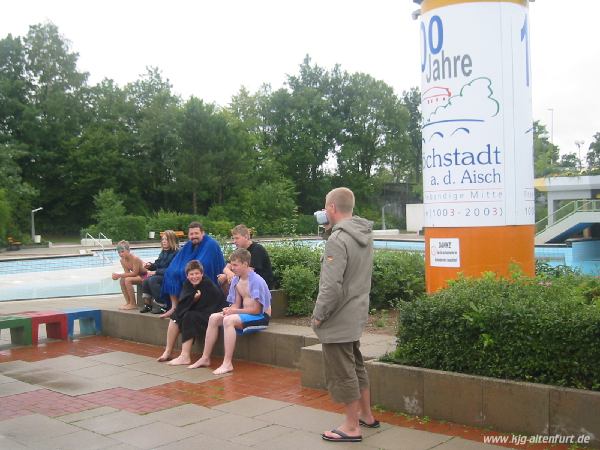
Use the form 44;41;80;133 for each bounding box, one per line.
0;336;574;449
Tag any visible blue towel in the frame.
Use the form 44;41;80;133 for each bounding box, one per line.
160;235;225;302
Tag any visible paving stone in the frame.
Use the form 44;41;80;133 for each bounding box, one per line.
0;373;15;384
123;359;189;376
214;396;291;417
109;421;196;449
230;424;293;446
181;412;269;439
144;403;223;426
435;436;505;449
0;380;41;397
37;373;115;396
361;426;452;450
26;429;121;450
0;360;31;374
85;351;155;366
70;363;143;379
72;410;155;435
261;428;374;450
155;434;249;450
5;367;65;385
30;354;102;371
57;406;119;423
0;435;28;449
0;413;80;445
254;404;343;433
165;367;217;383
105;372;173;390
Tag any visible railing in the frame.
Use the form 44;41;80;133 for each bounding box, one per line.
85;232;113;264
536;199;600;233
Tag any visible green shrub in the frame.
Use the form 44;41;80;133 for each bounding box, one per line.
371;251;425;308
281;264;319;316
393;273;600;390
203;219;235;238
147;210;207;234
296;214;318;235
265;241;322;289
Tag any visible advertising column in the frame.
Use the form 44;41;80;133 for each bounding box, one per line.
415;0;535;292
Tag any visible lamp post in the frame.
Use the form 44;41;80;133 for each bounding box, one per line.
381;203;392;230
31;207;43;241
547;108;554;145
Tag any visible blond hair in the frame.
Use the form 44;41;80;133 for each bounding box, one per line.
231;224;250;238
229;248;251;265
326;187;355;214
161;230;179;251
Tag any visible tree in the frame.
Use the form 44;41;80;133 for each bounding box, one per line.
331;70;410;197
533;121;560;177
586;132;600;173
14;23;88;232
266;56;336;212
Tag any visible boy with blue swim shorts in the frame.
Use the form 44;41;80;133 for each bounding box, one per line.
189;248;271;375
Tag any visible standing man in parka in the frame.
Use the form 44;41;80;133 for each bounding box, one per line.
312;187;379;443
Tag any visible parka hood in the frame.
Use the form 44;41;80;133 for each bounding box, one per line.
332;216;373;247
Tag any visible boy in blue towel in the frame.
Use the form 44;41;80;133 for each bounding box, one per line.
189;248;271;375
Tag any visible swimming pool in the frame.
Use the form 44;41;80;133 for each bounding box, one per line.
0;240;575;302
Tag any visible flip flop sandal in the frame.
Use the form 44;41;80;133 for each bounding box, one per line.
321;429;362;442
359;419;381;428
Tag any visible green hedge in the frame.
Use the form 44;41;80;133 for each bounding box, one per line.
265;242;425;316
371;251;425;309
392;273;600;391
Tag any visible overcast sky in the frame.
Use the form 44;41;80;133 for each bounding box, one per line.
2;0;599;160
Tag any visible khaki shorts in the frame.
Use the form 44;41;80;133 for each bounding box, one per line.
321;341;369;404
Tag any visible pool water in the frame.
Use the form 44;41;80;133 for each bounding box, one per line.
0;241;575;302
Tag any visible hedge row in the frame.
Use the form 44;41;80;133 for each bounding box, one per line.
391;273;600;391
264;242;426;316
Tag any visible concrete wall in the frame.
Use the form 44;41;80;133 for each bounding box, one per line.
367;362;600;447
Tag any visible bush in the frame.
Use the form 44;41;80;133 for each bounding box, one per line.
296;214;318;235
371;251;425;308
146;210;206;234
203;219;235;238
392;272;600;390
264;241;322;289
281;264;319;316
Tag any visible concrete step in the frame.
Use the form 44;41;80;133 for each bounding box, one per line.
300;334;397;389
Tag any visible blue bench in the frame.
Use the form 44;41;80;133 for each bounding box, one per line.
62;308;102;337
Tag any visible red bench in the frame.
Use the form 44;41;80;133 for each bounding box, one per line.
19;311;68;344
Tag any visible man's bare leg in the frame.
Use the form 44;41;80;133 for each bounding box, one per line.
189;313;223;368
168;338;194;365
358;387;376;425
157;320;179;362
322;398;362;440
212;315;240;375
160;295;178;318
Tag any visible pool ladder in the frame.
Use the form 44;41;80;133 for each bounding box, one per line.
85;232;113;264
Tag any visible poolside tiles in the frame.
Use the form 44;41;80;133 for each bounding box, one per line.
0;336;573;450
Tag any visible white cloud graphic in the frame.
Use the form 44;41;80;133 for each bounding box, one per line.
423;77;500;127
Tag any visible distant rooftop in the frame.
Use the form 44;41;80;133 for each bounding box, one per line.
534;175;600;193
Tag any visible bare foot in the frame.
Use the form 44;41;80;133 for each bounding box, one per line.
122;304;137;310
212;364;233;375
167;355;191;365
157;352;173;362
159;308;175;319
118;304;129;310
188;357;210;369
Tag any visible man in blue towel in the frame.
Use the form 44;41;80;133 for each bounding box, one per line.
159;222;225;318
189;248;271;374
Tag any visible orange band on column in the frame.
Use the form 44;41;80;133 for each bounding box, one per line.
425;225;535;293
